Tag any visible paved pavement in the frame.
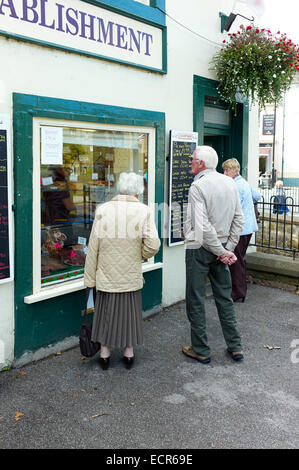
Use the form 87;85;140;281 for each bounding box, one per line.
0;283;299;450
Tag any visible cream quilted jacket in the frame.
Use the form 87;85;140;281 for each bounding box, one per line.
84;195;161;292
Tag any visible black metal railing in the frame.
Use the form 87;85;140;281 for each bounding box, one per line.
250;196;299;260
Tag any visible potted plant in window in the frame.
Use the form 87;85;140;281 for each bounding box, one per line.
211;25;299;113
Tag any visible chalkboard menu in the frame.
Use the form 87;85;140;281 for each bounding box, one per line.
0;115;12;283
168;130;198;246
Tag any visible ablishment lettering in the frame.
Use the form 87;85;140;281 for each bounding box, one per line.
0;0;154;57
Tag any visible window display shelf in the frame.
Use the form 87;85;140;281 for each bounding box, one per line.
24;262;163;304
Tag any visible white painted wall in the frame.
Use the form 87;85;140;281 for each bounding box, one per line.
259;81;299;180
0;0;259;366
0;104;14;369
0;283;14;368
283;84;299;177
247;104;260;188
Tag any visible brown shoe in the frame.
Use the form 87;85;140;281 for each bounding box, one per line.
182;346;211;364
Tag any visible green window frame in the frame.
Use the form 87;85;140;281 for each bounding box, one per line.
13;92;165;357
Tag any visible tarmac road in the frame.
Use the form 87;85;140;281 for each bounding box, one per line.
0;283;299;450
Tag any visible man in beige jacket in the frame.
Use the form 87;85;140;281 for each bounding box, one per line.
182;146;244;364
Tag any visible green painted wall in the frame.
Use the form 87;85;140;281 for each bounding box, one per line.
13;93;165;358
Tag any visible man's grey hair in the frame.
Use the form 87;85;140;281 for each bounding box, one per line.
194;145;218;169
117;172;144;196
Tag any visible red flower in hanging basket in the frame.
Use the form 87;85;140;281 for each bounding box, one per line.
211;25;299;112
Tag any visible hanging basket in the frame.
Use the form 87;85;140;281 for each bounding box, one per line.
211;25;299;113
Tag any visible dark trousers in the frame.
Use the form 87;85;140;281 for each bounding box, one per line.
185;247;243;357
229;234;252;301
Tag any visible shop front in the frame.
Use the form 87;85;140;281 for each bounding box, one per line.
0;0;167;364
13;94;165;358
0;0;260;368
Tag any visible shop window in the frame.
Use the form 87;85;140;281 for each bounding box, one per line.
35;121;154;289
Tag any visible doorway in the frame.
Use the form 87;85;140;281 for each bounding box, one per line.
204;134;230;173
194;75;249;176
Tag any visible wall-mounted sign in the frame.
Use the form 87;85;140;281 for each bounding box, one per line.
0;0;164;72
263;114;275;135
0;114;13;284
168;130;198;246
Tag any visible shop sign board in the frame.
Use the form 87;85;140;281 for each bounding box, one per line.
263;114;275;135
0;0;164;72
168;130;198;247
0;114;13;284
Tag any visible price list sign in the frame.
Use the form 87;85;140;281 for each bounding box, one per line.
0;115;13;283
168;130;198;246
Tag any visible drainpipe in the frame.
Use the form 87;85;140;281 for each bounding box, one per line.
271;104;277;189
281;92;286;183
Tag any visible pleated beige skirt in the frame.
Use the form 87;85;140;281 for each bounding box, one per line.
91;290;143;348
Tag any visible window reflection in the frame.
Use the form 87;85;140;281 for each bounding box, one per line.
40;127;149;286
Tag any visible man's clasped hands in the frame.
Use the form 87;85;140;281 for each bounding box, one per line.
217;250;237;266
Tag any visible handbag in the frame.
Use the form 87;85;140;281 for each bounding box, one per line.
79;287;101;358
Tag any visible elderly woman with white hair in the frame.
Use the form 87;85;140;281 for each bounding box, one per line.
84;172;160;370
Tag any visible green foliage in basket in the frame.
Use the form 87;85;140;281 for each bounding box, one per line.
211;25;299;112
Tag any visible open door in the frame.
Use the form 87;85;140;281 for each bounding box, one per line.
204;134;230;173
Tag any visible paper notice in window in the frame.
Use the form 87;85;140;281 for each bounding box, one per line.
78;236;87;246
42;177;53;186
70;173;78;182
41;127;63;166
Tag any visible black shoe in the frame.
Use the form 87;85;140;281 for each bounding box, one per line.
123;356;134;369
227;349;244;362
99;357;110;370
